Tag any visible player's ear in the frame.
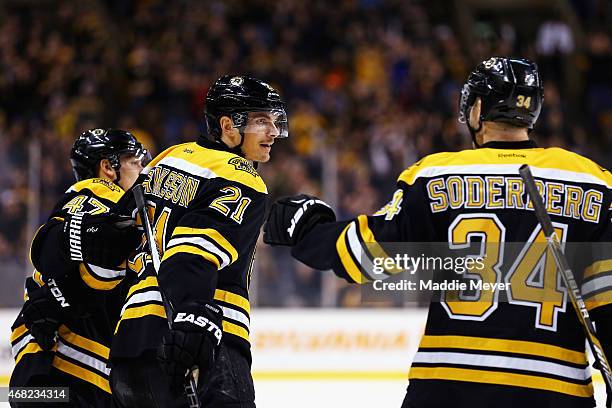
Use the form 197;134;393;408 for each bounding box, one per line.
219;116;240;146
468;97;482;130
220;116;234;133
98;158;115;180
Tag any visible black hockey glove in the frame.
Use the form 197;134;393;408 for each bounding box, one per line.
62;212;142;268
158;302;223;390
264;194;336;246
21;277;68;351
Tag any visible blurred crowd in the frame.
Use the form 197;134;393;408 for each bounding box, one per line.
0;0;611;307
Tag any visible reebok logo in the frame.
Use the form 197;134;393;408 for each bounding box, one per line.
68;213;84;261
87;227;98;233
48;279;70;308
175;312;222;344
287;199;329;238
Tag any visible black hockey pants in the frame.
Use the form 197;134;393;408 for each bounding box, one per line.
111;345;255;408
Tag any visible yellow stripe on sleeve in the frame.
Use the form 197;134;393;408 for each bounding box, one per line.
214;289;250;315
127;276;160;298
115;304;167;334
33;270;45;286
10;324;28;343
161;245;221;269
53;356;111;394
418;335;587;365
585;291;612;312
583;260;612;280
57;326;109;359
356;215;402;275
409;366;593;398
15;342;45;365
222;320;250;342
336;223;367;283
79;264;123;290
173;227;238;264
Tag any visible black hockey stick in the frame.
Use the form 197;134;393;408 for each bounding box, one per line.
133;183;201;408
520;164;612;394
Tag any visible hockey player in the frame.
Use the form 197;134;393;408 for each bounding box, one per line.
9;129;148;407
110;75;288;407
264;57;612;408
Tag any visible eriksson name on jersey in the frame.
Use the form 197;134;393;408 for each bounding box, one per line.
142;166;200;208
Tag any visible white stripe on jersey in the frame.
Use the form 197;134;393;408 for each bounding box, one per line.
158;156;217;180
412;351;590;381
12;334;34;359
346;222;380;281
411;164;611;188
120;291;163;316
220;305;250;328
582;274;612;298
57;340;111;375
167;236;232;269
86;263;125;279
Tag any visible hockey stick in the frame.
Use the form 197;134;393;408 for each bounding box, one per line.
519;164;612;394
133;184;201;408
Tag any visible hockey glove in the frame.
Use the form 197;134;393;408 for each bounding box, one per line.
264;194;336;246
63;212;142;268
158;302;223;390
21;277;68;351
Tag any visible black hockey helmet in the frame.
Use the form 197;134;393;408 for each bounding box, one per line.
70;128;149;182
459;57;544;144
204;75;288;146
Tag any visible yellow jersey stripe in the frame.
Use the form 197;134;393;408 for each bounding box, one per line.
53;356;111;394
127;276;160;298
585;292;612;312
32;270;45;286
10;324;28;343
69;178;124;203
162;245;221;269
15;342;45;365
223;320;249;342
336;223;365;283
115;304;167;334
58;326;109;359
161;144;267;194
419;335;587;365
79;264;122;290
409;366;593;398
583;260;612;280
398;147;612;187
143;143;191;173
356;215;402;275
172;227;238;264
214;289;250;315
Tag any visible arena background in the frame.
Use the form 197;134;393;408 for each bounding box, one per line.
0;0;611;406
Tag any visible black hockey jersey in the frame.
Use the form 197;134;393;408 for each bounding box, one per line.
10;178;129;404
292;140;612;407
112;139;266;362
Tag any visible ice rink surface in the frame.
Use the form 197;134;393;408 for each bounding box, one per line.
0;376;606;407
0;309;607;407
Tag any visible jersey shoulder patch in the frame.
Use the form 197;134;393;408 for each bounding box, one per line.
154;143;268;194
66;178;124;203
